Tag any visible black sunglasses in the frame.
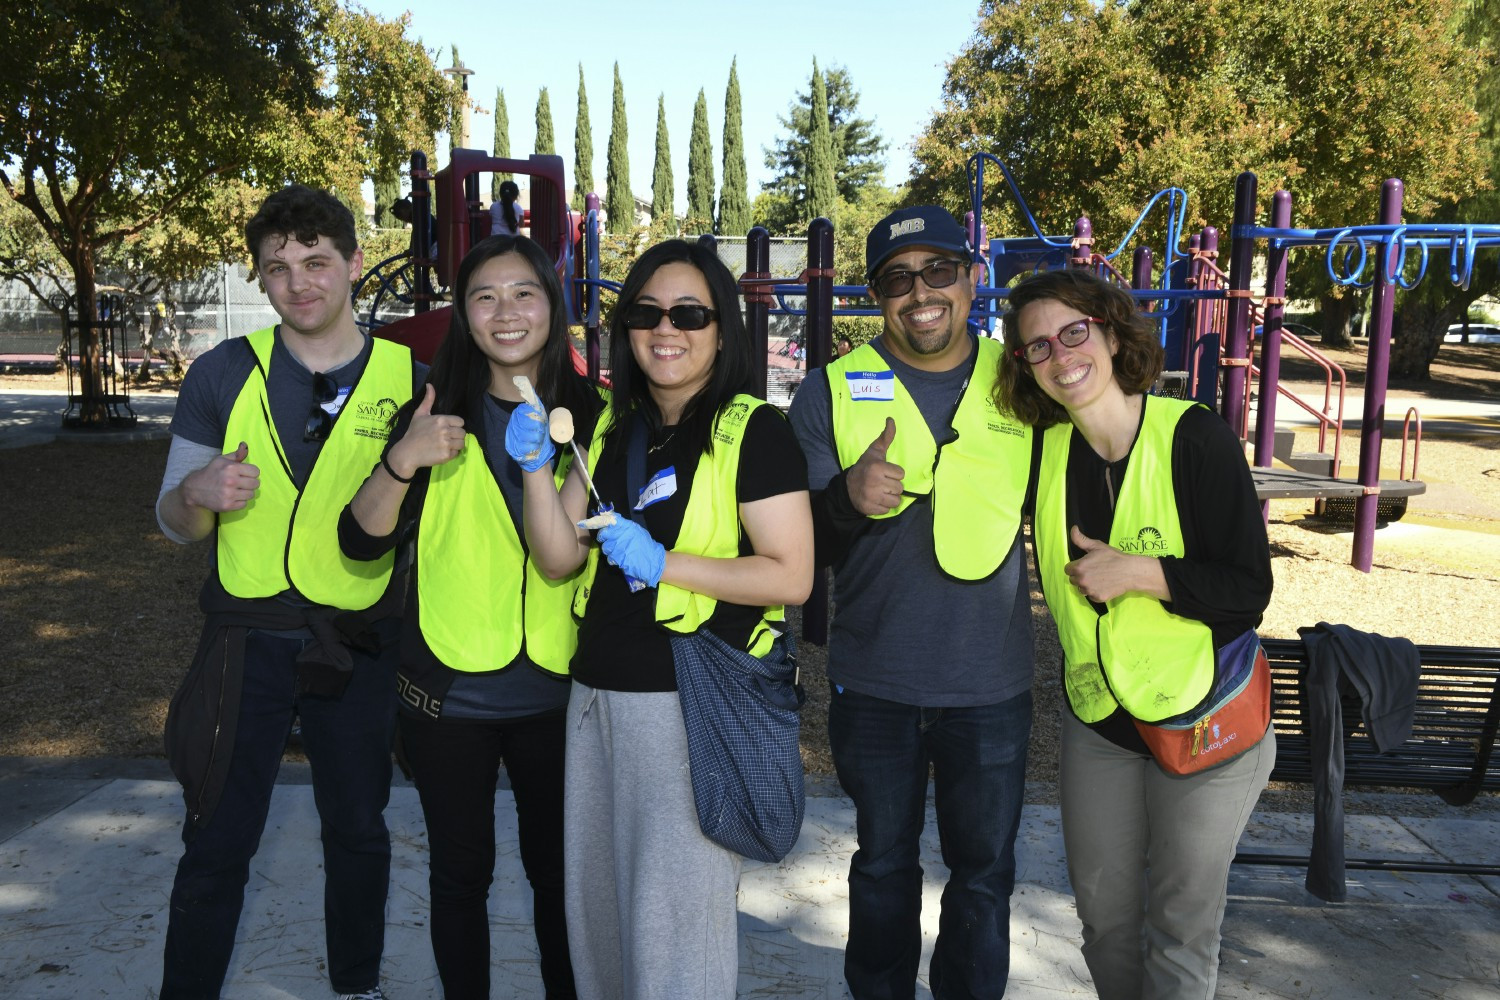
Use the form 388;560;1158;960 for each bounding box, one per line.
303;371;340;442
869;258;970;298
621;303;718;331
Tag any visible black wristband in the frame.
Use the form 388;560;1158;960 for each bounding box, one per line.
381;453;414;484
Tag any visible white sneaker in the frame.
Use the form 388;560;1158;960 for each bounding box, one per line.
335;989;384;1000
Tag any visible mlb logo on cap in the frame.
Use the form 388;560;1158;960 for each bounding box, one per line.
866;206;971;282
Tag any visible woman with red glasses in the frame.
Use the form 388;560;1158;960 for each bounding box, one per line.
511;239;813;999
996;268;1274;1000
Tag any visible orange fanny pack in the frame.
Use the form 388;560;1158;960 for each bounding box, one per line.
1133;639;1271;776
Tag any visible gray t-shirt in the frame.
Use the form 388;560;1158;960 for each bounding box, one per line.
159;328;425;597
787;336;1034;707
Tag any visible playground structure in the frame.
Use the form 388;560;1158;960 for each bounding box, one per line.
362;148;1500;576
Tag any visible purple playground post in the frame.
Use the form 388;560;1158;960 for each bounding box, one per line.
1253;189;1293;475
1132;246;1153;302
584;193;603;381
1184;232;1204;376
745;226;771;399
1353;179;1404;572
1072;216;1093;269
801;218;835;648
806;217;835;371
411;150;433;313
1222;172;1259;437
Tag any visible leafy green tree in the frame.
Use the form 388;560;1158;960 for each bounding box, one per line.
909;0;1483;378
0;1;327;420
494;87;512;193
652;94;675;230
687;89;716;232
606;63;633;233
1390;0;1500;376
761;62;887;231
0;1;455;419
535;87;556;155
806;61;838;224
374;168;402;228
718;58;751;235
329;7;455;192
573;65;595;210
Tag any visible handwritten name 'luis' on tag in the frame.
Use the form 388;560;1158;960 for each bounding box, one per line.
844;370;895;401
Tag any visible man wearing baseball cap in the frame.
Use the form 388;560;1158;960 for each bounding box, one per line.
788;205;1035;998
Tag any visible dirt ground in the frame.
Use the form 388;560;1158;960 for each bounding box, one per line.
1;343;1497;799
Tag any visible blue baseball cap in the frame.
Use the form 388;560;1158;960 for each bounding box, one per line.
866;205;971;282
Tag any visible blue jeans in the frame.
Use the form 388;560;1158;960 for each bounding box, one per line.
160;627;398;999
829;685;1032;1000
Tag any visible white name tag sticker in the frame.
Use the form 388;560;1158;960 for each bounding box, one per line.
635;466;678;510
844;370;895;401
321;385;352;415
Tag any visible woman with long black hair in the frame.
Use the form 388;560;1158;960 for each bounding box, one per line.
511;239;813;999
341;234;603;999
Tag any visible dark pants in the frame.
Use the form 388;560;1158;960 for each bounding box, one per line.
160;628;397;999
829;685;1032;1000
400;708;576;999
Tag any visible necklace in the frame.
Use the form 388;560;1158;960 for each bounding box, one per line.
648;428;677;454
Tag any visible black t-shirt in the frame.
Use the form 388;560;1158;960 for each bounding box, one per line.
571;404;808;692
338;391;599;720
1058;402;1273;751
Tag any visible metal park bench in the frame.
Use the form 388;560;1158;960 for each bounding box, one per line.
1233;637;1500;877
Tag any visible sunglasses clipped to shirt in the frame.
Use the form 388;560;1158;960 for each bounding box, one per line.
303;371;341;442
621;303;719;331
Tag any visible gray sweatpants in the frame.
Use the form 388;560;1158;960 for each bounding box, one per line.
1060;711;1276;1000
563;682;741;1000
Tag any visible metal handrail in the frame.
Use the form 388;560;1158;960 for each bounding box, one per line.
1401;407;1422;482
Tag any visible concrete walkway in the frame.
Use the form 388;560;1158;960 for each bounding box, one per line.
0;758;1496;999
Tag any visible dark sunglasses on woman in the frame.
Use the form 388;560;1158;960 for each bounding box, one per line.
621;303;718;331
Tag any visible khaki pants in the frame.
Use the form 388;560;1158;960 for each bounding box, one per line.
1060;711;1276;1000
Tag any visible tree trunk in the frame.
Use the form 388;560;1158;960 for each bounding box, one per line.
1317;290;1356;348
70;250;109;425
1390;285;1483;380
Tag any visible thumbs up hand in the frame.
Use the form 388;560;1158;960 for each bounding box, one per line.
845;417;905;516
1064;525;1160;603
388;383;465;479
182;441;261;512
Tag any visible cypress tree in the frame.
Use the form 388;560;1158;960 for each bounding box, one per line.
651;93;674;230
535;87;556;155
493;87;511;194
807;59;837;223
374;165;401;229
686;88;715;231
606;63;632;234
717;58;750;235
573;64;594;210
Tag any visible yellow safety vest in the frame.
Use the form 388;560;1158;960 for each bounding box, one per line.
826;338;1031;579
1035;395;1216;724
572;396;783;657
217;327;412;610
416;433;577;674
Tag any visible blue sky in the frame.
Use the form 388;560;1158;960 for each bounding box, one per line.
362;0;985;208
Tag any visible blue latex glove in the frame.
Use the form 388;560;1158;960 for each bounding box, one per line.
503;399;555;473
596;517;666;591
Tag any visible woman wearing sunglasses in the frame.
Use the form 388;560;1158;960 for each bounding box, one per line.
340;234;605;999
511;239;813;999
996;268;1274;1000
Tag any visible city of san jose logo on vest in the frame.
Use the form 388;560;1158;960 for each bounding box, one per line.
1116;526;1170;554
350;396;398;440
713;400;752;446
